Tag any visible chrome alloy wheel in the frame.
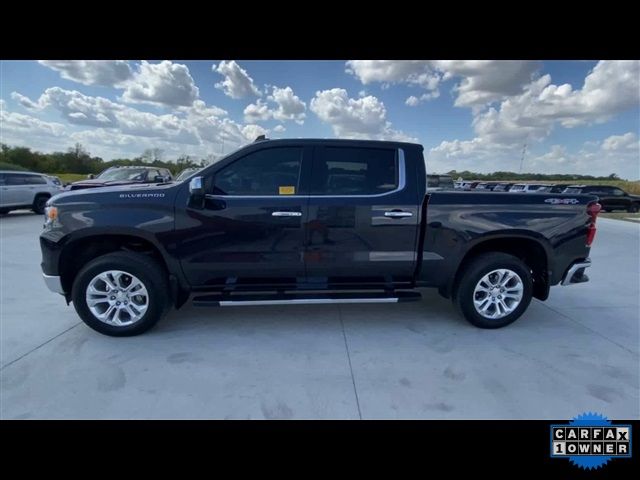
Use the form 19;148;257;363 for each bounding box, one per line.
85;270;149;326
473;269;524;320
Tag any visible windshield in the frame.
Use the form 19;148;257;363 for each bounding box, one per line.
176;169;199;181
98;168;148;181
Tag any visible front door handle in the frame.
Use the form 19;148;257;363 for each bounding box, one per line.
272;211;302;217
384;211;413;218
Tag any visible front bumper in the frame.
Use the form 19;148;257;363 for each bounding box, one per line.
43;274;65;294
561;259;591;286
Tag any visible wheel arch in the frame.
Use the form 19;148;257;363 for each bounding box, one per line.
449;233;551;301
58;229;189;308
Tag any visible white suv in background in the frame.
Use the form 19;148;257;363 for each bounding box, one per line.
0;171;65;215
509;183;552;193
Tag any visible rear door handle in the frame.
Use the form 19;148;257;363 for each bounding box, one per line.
272;211;302;217
384;211;413;218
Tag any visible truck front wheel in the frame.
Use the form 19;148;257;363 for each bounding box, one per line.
454;253;533;329
71;252;170;336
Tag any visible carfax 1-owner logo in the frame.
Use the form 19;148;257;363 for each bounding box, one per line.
551;412;632;469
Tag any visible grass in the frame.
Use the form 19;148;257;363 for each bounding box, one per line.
53;173;90;184
600;212;640;223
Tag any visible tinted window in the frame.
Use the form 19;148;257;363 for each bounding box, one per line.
312;147;397;195
5;173;46;185
213;147;302;195
583;186;610;194
612;188;625;196
25;175;47;185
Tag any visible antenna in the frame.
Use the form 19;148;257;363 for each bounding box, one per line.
519;143;527;173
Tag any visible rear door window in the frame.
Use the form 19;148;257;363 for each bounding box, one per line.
25;175;47;185
311;147;398;195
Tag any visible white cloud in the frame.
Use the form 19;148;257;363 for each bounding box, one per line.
435;60;539;107
38;60;200;108
427;60;640;176
405;91;440;106
180;99;227;119
243;86;306;124
11;92;40;109
243;99;271;123
38;60;133;87
120;61;199;107
273;124;286;133
269;86;306;124
464;61;640;146
347;60;539;108
1;107;67;139
310;88;415;142
13;87;121;127
0;107;72;153
7;87;261;158
241;124;268;141
213;60;261;99
428;133;640;179
346;60;440;88
602;132;638;151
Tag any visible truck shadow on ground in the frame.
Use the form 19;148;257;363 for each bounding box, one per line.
157;288;471;337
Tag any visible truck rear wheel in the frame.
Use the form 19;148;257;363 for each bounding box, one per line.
454;252;532;329
71;252;170;336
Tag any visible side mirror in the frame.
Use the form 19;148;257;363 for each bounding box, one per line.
189;176;204;195
188;176;205;208
154;175;165;183
87;174;95;179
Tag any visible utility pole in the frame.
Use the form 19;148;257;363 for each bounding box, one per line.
519;143;527;173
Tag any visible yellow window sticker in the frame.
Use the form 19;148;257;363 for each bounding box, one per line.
279;186;295;195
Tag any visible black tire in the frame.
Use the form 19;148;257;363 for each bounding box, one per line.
71;252;170;336
32;194;49;214
628;203;639;213
454;252;533;329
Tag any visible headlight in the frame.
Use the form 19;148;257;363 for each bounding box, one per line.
44;205;58;227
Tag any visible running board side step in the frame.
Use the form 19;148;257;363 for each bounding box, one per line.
192;291;422;307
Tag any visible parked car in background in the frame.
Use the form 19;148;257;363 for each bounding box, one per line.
475;182;500;191
176;167;201;182
0;171;65;214
46;175;63;187
68;166;173;191
562;185;640;212
493;182;515;192
509;183;551;193
455;181;480;190
548;183;572;193
427;174;455;191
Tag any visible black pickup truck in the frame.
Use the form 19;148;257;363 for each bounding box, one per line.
40;138;601;336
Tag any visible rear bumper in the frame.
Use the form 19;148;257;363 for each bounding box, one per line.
43;274;65;294
561;259;591;286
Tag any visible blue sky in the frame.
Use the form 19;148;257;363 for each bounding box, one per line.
1;60;638;178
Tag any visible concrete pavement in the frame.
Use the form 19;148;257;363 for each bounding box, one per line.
1;213;638;419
